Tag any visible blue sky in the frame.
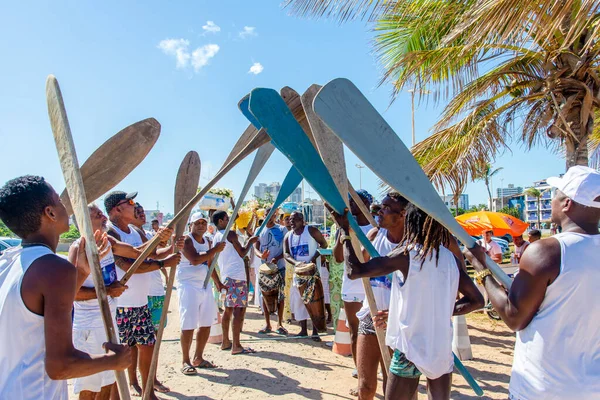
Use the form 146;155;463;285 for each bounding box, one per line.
0;1;565;213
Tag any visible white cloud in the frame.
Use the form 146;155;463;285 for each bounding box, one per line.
202;21;221;34
157;38;191;69
248;62;264;75
158;39;219;72
191;44;220;71
239;26;257;39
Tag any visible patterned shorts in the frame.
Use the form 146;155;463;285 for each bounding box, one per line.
116;305;156;346
358;314;376;336
224;278;248;308
390;349;422;378
147;295;167;330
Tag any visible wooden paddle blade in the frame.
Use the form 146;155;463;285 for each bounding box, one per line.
301;84;348;202
248;88;378;257
46;75;131;400
313;78;511;289
60;118;160;215
175;151;201;232
223;122;259;167
280;87;317;147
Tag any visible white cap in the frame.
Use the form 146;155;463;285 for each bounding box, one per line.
189;211;209;224
547;166;600;208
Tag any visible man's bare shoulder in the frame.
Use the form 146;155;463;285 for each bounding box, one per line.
518;237;561;282
107;226;121;241
367;227;379;241
27;254;76;281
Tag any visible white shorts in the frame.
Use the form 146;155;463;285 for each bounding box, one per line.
342;292;366;303
290;285;310;321
320;266;330;304
179;283;219;330
72;328;116;394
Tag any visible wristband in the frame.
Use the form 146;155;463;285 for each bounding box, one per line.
340;235;352;243
157;260;164;268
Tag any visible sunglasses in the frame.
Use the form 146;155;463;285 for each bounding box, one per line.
115;199;135;208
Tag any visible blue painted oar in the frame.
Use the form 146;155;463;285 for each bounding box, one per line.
249;88;483;397
238;94;305;237
313;78;511;290
248;88;379;257
454;354;484;396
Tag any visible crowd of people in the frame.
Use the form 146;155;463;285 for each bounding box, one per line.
0;165;598;400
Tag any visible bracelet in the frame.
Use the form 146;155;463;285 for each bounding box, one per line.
157;260;164;269
340;235;352;243
474;269;493;286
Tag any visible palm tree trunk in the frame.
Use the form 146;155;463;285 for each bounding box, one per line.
485;182;492;211
563;103;592;168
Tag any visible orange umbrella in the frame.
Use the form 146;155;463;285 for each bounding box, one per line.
456;211;528;237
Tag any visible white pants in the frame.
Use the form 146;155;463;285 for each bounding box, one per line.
72;328;116;394
290;285;310;321
179;283;219;330
320;266;330;304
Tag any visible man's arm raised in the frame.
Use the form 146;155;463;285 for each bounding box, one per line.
21;251;131;380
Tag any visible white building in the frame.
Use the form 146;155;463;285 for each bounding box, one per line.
524;180;554;227
497;183;523;198
440;194;469;210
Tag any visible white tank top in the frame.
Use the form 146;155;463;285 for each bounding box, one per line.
214;230;246;281
341;224;371;298
0;246;68;399
386;245;459;379
288;226;318;287
356;228;397;320
177;234;211;285
110;223;150;307
509;232;600;400
73;239;118;330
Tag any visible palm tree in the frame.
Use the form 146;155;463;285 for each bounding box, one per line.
474;163;503;211
524;188;542;229
284;0;600;172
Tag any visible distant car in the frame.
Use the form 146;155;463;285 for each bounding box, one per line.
0;237;21;255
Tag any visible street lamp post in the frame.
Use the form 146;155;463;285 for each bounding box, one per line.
355;163;365;189
408;88;430;147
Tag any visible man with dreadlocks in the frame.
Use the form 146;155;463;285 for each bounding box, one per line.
328;203;483;400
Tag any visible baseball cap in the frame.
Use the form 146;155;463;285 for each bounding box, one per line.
189;211;209;224
547;166;600;208
104;191;138;213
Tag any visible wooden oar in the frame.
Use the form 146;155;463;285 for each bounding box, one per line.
60;118;160;215
143;151;200;400
46;75;131;400
313;78;510;290
119;125;270;285
301;84;391;371
282;87;376;228
202;139;275;289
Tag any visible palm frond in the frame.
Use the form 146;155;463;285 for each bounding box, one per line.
282;0;392;22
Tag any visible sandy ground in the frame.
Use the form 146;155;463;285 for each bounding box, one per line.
69;291;515;400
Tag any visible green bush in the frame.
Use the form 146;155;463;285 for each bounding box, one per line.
60;224;81;240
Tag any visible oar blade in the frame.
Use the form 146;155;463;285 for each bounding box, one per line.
60;118;161;215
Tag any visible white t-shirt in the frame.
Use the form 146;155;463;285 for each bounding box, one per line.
177;234;211;285
477;238;502;258
214;230;246;281
111;223;151;307
72;239;118;330
341;224;371;298
0;246;68;399
258;224;288;270
356;228;397;320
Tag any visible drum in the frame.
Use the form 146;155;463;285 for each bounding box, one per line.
294;262;327;333
258;263;282;313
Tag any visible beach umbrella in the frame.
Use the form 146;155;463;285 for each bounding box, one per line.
456;211;528;237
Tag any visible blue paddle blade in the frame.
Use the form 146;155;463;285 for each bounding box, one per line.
248;88;378;256
238;93;304;237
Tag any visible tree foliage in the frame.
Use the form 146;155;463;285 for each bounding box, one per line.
0;220;15;237
60;224;81;240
